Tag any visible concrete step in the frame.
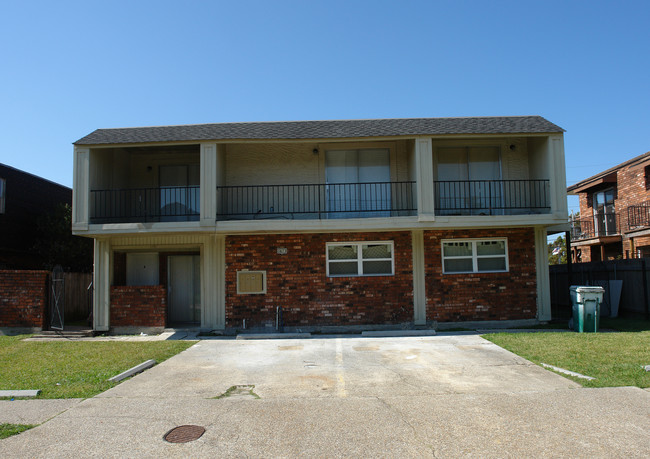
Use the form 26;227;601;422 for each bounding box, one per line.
31;330;94;339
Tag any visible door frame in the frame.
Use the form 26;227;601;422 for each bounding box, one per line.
166;253;201;326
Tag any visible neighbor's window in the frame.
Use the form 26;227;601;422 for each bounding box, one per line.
0;178;5;214
327;241;394;276
442;239;508;273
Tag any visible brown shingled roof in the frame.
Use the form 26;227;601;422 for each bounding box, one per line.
74;116;564;146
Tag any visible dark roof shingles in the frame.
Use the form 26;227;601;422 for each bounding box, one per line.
74;116;564;145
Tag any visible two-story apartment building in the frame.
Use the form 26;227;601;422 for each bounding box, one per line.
72;116;568;334
568;151;650;262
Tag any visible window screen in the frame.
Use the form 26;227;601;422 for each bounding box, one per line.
327;242;394;276
442;239;508;273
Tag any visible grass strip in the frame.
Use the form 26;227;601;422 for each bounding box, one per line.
0;336;194;399
0;423;36;440
484;329;650;388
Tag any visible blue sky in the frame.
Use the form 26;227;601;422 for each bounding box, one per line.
1;0;649;215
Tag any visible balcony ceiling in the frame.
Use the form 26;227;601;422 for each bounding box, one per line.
75;116;564;146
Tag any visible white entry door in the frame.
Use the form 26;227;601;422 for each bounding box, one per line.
168;255;201;325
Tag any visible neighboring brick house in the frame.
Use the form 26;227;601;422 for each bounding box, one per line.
72;116;569;333
0;164;72;269
567;151;650;262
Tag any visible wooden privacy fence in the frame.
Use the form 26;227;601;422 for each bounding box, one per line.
64;272;93;321
550;259;650;320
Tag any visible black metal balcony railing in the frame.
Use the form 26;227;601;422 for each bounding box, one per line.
216;182;416;219
433;179;551;215
627;204;650;230
570;213;620;240
90;179;552;223
90;186;199;223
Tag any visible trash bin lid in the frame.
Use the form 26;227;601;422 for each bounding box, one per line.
570;285;605;293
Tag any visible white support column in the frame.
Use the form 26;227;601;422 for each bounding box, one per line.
535;226;551;321
415;137;435;221
412;230;427;325
72;146;90;231
549;135;568;218
201;235;225;330
93;238;111;332
200;143;218;226
215;235;226;329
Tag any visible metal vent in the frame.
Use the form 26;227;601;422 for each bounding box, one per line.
237;270;266;294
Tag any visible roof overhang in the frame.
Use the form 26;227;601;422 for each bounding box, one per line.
571;235;622;247
567;172;617;194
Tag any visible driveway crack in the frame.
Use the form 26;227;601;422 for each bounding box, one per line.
375;395;438;457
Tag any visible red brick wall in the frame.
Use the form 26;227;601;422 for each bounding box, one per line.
624;235;650;258
618;162;650;259
225;232;413;328
617;163;650;233
576;194;594;262
578;193;590;218
110;285;166;327
424;228;537;322
0;270;49;328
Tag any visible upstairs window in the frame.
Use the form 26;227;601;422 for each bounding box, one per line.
442;239;508;274
327;241;394;276
0;178;5;214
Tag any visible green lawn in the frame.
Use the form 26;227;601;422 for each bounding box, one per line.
484;319;650;388
0;336;195;399
0;423;36;440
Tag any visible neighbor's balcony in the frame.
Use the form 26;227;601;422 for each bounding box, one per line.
627;203;650;231
90;186;199;223
433;179;551;216
570;213;620;241
216;182;416;220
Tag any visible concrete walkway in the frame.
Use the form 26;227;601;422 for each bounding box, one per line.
1;335;649;457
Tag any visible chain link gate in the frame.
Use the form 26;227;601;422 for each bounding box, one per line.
50;265;65;330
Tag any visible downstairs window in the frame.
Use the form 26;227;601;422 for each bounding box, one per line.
327;241;394;277
442;239;508;274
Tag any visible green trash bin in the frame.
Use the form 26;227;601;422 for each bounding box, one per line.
569;286;604;333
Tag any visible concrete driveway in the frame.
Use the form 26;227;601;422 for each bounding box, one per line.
2;334;649;457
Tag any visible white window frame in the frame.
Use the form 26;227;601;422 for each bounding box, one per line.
441;238;509;274
326;241;394;277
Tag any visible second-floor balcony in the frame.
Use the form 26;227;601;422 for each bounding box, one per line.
434;179;551;216
571;213;620;241
627;203;650;230
216;182;417;220
90;186;199;224
88;179;554;224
